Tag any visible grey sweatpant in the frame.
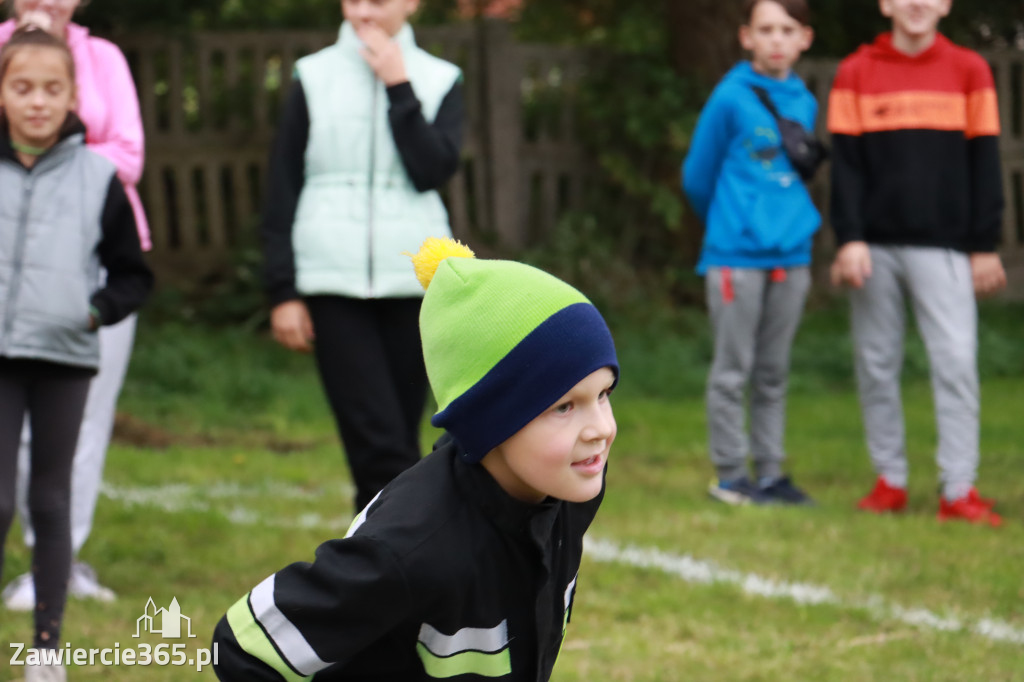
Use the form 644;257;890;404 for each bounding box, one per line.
850;245;979;501
706;266;811;482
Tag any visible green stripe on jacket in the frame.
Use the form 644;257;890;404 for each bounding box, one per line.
226;594;312;682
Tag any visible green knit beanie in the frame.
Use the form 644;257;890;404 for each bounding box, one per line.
410;238;619;462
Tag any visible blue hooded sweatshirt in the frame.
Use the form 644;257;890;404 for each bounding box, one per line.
682;62;821;274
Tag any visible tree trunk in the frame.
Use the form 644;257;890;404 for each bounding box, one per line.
665;0;745;85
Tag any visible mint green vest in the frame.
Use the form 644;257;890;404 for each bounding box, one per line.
293;22;461;298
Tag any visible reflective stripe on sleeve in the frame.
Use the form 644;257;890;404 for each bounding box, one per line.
248;574;333;677
345;490;382;538
225;593;311;682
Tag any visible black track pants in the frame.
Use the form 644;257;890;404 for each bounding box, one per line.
305;296;429;512
0;358;92;649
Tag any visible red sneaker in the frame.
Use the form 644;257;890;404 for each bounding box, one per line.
967;488;995;509
857;477;907;513
938;490;1002;527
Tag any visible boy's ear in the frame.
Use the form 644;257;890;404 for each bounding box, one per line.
800;25;814;52
878;0;892;18
738;24;753;52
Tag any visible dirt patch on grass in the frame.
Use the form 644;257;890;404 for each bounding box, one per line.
112;412;324;453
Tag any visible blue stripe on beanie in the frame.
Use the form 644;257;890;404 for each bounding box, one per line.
431;302;619;463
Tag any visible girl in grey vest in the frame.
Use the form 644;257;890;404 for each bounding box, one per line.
0;27;152;682
261;0;464;512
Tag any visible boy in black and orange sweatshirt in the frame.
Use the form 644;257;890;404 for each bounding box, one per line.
828;0;1003;526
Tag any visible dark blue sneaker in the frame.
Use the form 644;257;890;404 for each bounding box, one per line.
708;477;772;506
759;476;815;505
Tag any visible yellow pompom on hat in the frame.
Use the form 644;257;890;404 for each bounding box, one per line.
408;236;476;289
410;237;618;462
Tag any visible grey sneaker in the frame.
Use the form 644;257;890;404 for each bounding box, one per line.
68;562;116;603
2;572;35;611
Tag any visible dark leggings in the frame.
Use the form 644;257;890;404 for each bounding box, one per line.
305;296;428;512
0;358;92;649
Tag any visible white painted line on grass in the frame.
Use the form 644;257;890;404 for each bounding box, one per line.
101;482;354;530
100;483;1024;646
584;537;1024;645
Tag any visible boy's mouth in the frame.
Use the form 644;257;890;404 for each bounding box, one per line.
572;453;604;472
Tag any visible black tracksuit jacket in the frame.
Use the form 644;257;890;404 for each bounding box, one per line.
212;434;603;681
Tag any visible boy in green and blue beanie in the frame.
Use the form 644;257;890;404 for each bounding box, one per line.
212;238;619;681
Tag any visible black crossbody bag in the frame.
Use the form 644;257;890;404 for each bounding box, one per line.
751;85;828;181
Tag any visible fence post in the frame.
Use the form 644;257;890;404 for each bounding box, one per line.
480;20;524;249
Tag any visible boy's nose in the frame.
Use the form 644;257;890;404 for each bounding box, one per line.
584;407;616;442
348;2;375;21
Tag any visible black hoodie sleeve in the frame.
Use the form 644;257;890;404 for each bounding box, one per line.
261;79;309;307
91;176;154;325
828;132;867;245
966;134;1004;252
387;79;464;192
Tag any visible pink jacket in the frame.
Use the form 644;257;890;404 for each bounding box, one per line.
0;20;151;250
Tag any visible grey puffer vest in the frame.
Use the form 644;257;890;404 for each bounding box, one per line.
0;133;115;369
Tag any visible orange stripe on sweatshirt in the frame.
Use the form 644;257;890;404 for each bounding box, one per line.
827;90;862;135
857;91;967;132
966;89;1000;138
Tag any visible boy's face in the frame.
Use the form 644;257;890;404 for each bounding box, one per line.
342;0;420;38
739;0;813;79
879;0;951;40
482;367;617;504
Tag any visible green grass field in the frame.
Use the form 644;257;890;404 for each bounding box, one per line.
1;301;1023;681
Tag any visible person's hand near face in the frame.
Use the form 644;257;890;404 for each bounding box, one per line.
13;0;80;37
357;23;408;86
342;0;419;85
16;9;52;31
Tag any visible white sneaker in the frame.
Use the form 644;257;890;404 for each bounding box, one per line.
24;661;67;682
68;562;116;602
1;572;35;611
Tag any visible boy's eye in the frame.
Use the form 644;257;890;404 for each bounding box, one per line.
553;402;572;415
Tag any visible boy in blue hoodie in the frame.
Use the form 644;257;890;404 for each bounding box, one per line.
682;0;820;505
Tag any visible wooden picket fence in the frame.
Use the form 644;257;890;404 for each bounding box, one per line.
116;21;588;283
114;25;1024;290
